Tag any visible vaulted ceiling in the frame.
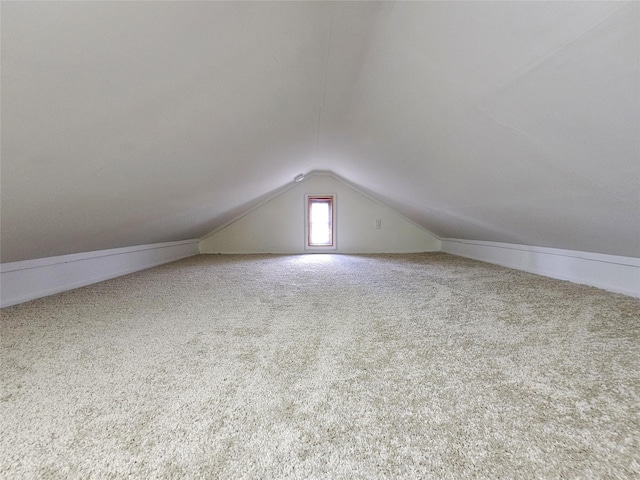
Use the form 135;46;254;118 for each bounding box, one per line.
2;1;638;262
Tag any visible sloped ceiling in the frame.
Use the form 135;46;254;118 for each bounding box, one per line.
1;1;638;262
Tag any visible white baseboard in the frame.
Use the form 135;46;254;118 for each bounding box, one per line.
441;238;640;298
0;240;200;308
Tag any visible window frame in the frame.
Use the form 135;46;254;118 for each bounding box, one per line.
305;194;337;251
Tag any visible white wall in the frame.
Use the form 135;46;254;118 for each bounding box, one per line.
442;238;640;298
199;173;440;254
0;240;200;308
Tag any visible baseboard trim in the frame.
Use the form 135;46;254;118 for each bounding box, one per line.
441;238;640;298
0;240;200;308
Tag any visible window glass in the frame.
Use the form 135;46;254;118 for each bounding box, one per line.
308;197;333;247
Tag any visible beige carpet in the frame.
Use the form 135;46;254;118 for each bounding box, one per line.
1;253;639;479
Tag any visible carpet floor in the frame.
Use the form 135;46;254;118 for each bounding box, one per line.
1;253;639;479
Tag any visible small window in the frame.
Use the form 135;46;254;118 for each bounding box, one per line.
306;195;335;249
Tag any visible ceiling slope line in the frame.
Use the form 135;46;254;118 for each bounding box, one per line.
441;238;640;268
0;239;200;273
470;104;629;202
315;5;335;155
493;2;633;94
198;180;302;243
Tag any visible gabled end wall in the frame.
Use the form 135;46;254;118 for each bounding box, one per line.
199;172;441;254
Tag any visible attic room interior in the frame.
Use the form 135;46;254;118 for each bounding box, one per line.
1;1;638;478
